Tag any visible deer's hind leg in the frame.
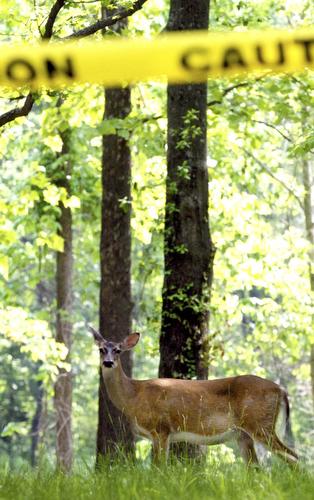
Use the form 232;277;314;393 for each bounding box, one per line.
237;430;259;466
257;432;298;466
269;435;298;465
151;431;170;465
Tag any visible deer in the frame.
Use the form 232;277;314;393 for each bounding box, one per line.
90;326;298;466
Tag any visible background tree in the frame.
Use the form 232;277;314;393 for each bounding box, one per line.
302;156;314;409
54;123;73;472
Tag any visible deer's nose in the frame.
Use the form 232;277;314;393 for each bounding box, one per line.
103;360;114;368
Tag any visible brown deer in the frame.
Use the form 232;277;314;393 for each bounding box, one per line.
90;327;298;465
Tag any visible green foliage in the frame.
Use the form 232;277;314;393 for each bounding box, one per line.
0;0;314;470
0;462;314;500
0;308;69;380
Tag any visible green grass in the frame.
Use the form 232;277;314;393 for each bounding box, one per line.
0;461;313;500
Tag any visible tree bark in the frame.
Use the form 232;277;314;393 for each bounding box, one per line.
96;85;134;462
30;378;44;466
159;0;214;381
29;280;53;466
301;158;314;411
96;12;133;462
54;132;73;472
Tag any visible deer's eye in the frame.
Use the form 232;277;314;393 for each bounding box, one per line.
99;347;107;355
114;348;121;354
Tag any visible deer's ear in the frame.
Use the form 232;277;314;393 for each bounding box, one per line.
120;332;140;351
88;325;104;345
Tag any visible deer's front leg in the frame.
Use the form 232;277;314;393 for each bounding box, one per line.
151;431;170;465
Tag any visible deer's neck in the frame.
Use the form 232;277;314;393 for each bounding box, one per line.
101;359;135;414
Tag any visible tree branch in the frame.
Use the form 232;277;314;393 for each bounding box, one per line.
0;0;149;128
252;119;292;143
0;94;35;127
289;75;312;94
67;0;148;38
208;81;251;107
244;148;304;211
67;0;100;3
0;0;67;128
251;119;314;156
208;75;267;107
42;0;66;39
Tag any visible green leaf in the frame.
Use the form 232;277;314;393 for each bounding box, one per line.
0;256;9;280
1;421;28;437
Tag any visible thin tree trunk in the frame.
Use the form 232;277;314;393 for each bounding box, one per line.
30;378;44;466
55;131;73;472
96;13;133;464
301;158;314;410
30;280;52;466
159;0;214;381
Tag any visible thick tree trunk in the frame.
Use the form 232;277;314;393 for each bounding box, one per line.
159;0;214;381
54;133;73;472
96;83;134;461
301;158;314;411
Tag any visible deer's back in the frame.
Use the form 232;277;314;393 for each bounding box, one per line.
128;374;284;436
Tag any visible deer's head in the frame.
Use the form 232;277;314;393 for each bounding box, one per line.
89;326;140;369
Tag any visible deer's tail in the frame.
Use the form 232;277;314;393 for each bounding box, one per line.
281;391;295;450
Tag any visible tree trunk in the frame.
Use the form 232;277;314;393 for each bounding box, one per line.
30;378;44;466
30;280;52;466
159;0;214;381
96;15;133;463
54;132;73;472
159;0;214;460
301;158;314;411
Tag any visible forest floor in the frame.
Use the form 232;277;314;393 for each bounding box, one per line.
0;460;313;500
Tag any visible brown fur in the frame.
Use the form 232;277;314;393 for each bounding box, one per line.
90;328;298;465
102;360;298;465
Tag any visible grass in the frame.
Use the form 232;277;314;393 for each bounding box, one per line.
0;460;313;500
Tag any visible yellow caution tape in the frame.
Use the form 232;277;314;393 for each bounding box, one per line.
0;28;314;89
